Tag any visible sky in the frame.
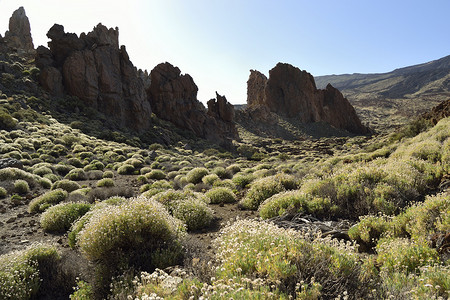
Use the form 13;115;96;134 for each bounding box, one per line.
0;0;449;104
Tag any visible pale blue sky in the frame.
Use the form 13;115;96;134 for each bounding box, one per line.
1;0;449;104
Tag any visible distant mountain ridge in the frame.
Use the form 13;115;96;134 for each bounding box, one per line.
315;55;450;131
315;55;450;99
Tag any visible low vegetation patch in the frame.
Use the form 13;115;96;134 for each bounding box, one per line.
0;244;60;299
28;189;68;213
40;202;91;232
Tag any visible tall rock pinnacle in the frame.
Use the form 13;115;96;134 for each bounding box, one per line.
4;7;34;54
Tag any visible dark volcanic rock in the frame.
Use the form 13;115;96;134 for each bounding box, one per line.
247;63;369;134
37;23;152;131
4;7;34;54
247;70;267;108
148;63;238;146
0;158;23;170
422;98;450;125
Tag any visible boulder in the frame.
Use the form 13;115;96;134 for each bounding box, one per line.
4;7;34;54
37;23;152;131
0;158;23;170
246;63;369;134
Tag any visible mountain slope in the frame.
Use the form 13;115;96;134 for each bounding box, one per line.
315;55;450;98
315;55;450;131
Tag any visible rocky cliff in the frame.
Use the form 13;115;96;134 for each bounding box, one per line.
36;23;152;131
147;62;238;146
247;63;369;134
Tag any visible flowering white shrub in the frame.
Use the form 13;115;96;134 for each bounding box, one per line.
77;196;186;262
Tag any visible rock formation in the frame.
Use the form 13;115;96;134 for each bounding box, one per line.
36;23;152;131
3;7;34;54
147;62;238;146
247;63;369;134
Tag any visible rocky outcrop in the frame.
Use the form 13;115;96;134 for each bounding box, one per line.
247;63;369;134
206;92;238;141
247;70;267;108
422;98;450;125
36;23;152;131
148;62;238;146
3;7;34;54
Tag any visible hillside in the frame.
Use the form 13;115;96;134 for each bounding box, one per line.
315;55;450;131
0;7;449;300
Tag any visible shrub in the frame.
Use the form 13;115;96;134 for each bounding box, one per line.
259;190;306;219
0;244;60;299
67;158;83;168
172;197;214;231
117;164;135;175
186;167;208;184
239;175;285;210
145;169;166;180
214;219;370;299
0;167;39;187
0;109;17;130
102;170;114;178
376;238;439;274
52;179;81;192
226;164;241;174
40;202;91;232
202;173;220;185
0;187;6;198
14;179;30;194
232;173;256;189
77;196;186;271
65;168;87;181
28;189;68;213
348;215;392;250
96;178;115;188
205;187;236;204
32;166;53;176
213;167;232;179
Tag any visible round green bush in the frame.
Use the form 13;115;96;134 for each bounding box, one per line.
102;170;114;178
40;202;91;233
186;167;208;184
146;169;166;180
14;179;30;194
202;174;220;185
259;190;307;219
213;167;232;179
226;164;241;174
172;198;214;231
232;173;256;189
32;166;53;176
77;196;186;263
65;168;87;181
205;187;236;204
52;179;81;192
43;173;60;183
117;164;135;175
28;189;68;213
239;176;285;210
96;178;115;188
54;164;73;175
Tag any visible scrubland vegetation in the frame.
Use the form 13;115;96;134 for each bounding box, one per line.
0;56;448;299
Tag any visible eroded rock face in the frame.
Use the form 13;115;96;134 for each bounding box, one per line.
148;63;238;146
36;23;152;131
4;7;34;54
247;70;267;108
247;63;369;134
